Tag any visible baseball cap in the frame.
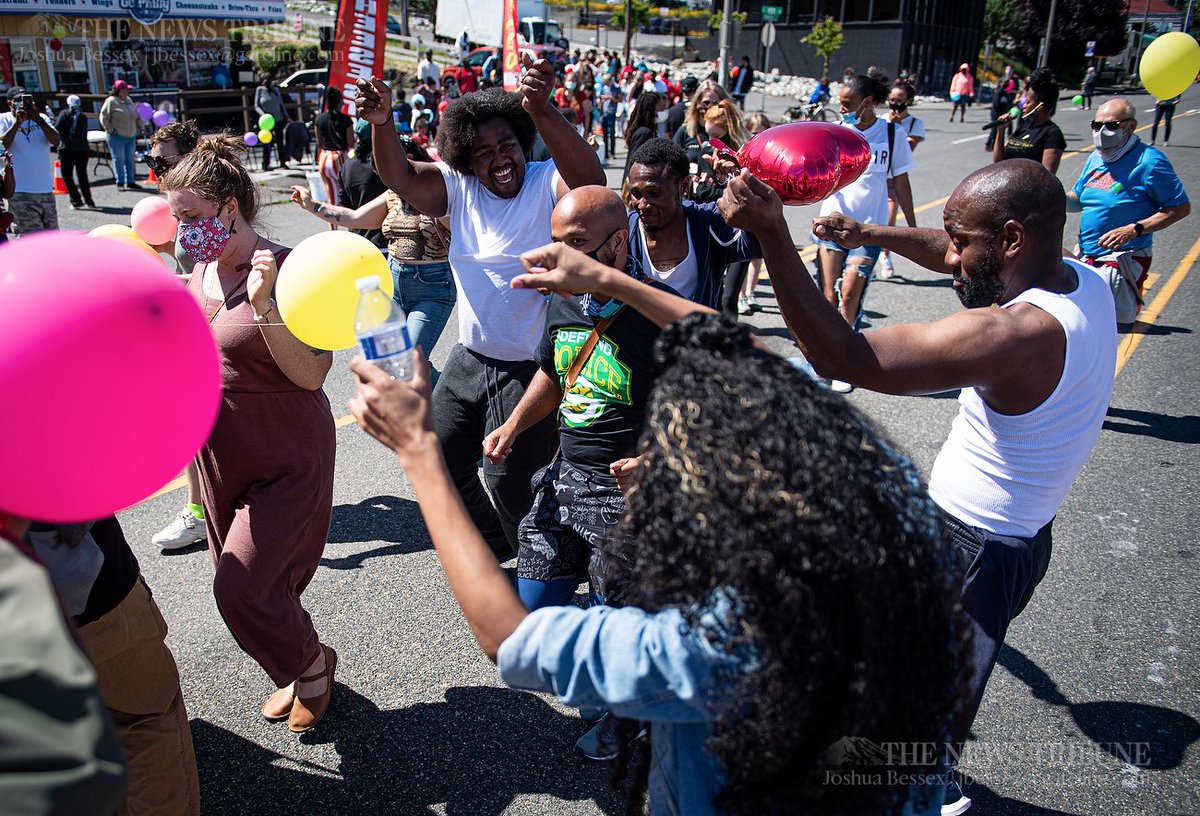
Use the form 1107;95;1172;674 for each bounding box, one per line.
112;79;131;92
6;86;26;100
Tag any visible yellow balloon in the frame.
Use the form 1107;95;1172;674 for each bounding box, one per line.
258;128;273;144
87;224;158;259
276;231;394;350
1140;32;1200;101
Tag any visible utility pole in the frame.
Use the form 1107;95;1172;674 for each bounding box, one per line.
398;0;410;36
718;0;733;90
1037;0;1058;67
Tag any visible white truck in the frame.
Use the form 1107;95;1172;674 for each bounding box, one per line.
436;0;566;49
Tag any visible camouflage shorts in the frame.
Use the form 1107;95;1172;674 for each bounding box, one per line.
11;192;59;235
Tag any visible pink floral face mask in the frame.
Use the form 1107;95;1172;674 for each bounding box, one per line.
177;212;232;264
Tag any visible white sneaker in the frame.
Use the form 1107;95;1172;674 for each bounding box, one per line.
747;294;760;311
830;379;854;394
941;779;972;815
737;297;752;315
152;509;206;551
878;254;895;279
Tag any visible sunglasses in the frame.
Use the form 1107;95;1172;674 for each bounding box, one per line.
1089;118;1132;131
145;154;176;175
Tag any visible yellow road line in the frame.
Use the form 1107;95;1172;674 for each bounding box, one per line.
1115;234;1200;378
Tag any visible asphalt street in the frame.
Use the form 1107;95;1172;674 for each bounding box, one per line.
54;86;1200;815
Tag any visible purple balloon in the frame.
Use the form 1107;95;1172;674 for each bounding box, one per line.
244;131;259;147
152;110;170;127
136;102;153;120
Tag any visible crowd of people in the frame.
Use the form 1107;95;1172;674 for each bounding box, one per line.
0;45;1193;816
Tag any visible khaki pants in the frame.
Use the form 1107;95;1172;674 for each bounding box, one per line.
79;578;200;816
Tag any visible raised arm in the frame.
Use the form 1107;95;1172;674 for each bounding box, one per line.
812;210;951;273
290;186;389;229
513;243;717;328
517;54;605;192
721;171;1057;398
355;76;449;217
350;354;528;661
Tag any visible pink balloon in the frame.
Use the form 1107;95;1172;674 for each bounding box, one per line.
713;122;872;205
0;233;221;523
130;196;179;245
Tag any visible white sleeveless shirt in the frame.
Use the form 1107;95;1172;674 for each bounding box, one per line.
928;259;1117;537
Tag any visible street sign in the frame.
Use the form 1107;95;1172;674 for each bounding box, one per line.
294;12;303;32
762;5;783;22
761;21;776;49
1085;40;1096;57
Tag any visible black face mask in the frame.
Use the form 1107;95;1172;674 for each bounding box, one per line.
581;227;622;266
888;101;907;112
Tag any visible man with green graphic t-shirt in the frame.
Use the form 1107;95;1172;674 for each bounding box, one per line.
483;186;674;612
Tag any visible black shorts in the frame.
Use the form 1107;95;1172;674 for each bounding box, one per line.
516;457;629;583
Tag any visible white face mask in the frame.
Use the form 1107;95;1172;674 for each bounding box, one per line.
656;109;668;124
1092;126;1126;151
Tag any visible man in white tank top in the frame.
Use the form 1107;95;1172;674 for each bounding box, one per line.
719;160;1117;816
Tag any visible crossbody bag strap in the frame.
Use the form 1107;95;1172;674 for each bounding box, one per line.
565;309;624;389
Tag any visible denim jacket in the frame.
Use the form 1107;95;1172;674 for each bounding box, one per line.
498;600;749;815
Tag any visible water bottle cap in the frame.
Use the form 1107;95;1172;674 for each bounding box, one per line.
355;275;381;292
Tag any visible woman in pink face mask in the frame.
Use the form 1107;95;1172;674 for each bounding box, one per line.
161;137;338;734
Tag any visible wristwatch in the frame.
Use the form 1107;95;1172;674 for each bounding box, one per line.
1133;222;1145;236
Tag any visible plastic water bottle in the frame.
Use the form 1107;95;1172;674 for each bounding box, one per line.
354;275;413;381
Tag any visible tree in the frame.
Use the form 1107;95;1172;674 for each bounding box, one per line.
983;0;1022;47
1013;0;1128;80
611;0;651;62
802;16;843;77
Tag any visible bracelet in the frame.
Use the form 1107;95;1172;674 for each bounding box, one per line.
253;298;278;322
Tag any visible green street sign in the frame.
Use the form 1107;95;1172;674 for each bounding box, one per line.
762;5;783;22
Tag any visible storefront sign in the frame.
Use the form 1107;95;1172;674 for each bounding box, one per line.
0;1;285;23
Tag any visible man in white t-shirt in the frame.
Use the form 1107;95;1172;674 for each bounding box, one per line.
355;54;606;558
1;87;62;234
722;160;1117;816
417;50;441;86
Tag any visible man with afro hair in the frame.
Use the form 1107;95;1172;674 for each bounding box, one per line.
354;55;606;560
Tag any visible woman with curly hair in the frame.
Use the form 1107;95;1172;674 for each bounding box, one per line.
353;56;606;560
351;266;968;814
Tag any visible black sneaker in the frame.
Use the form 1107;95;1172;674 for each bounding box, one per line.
575;712;647;762
125;182;144;191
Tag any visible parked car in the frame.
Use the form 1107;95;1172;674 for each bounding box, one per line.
442;45;565;82
387;15;404;35
280;68;327;89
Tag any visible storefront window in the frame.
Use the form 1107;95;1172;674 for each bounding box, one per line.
102;39;187;89
49;41;94;94
9;38;43;92
186;39;233;89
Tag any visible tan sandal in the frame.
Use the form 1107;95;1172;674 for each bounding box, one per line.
288;644;337;733
261;686;295;722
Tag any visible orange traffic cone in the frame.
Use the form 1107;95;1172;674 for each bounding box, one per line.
52;160;68;195
146;163;160;185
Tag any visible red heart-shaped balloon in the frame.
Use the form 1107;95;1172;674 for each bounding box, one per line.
713;122;872;206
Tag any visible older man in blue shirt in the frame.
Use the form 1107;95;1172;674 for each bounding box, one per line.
1068;98;1190;311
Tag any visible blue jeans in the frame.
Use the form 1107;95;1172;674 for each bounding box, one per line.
106;133;136;185
388;258;456;365
816;239;882;331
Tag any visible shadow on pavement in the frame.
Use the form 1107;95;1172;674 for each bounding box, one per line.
960;782;1086;815
999;646;1200;770
1119;322;1192;337
321;495;433;569
192;685;624;815
1103;407;1200;444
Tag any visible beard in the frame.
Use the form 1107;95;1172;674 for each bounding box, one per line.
954;242;1006;308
